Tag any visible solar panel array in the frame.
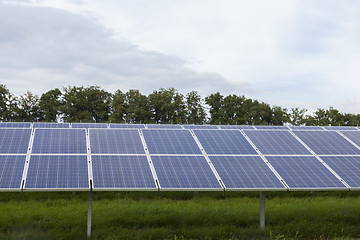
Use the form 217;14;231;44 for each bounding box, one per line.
1;123;360;192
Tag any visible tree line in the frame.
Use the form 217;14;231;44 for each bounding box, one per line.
1;84;359;126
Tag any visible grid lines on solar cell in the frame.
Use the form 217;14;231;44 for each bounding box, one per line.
33;123;70;128
0;129;32;154
244;130;311;155
266;156;346;189
0;155;26;189
146;124;183;129
32;129;87;154
142;130;202;154
183;125;218;130
209;156;284;189
71;123;108;128
194;130;257;154
218;125;254;129
91;155;156;189
89;129;145;154
255;126;289;130
109;124;145;129
320;156;360;188
290;126;324;131
0;122;31;128
25;155;89;189
294;131;360;155
151;156;221;189
340;131;360;148
324;126;358;130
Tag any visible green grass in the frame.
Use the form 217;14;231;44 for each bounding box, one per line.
0;191;360;239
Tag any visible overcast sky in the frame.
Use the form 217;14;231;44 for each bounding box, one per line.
1;0;360;114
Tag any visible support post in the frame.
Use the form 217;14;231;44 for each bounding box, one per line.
87;191;92;239
259;191;265;230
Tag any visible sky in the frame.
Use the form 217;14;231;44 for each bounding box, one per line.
1;0;360;114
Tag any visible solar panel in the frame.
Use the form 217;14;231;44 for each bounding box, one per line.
0;155;26;190
320;156;360;189
71;123;108;128
109;123;145;129
142;129;202;154
91;155;157;190
255;126;289;130
339;131;360;148
244;130;311;155
151;155;222;190
294;131;360;155
89;129;145;154
0;122;31;128
193;130;257;155
32;129;87;154
324;126;358;130
146;124;183;129
290;126;324;131
209;156;285;190
0;128;32;154
33;122;70;128
24;155;89;190
183;125;218;130
218;125;255;130
266;156;346;189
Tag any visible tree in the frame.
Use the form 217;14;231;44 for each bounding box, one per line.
125;90;152;124
61;86;111;123
205;92;224;124
289;108;307;126
148;88;186;124
0;84;18;121
185;91;206;124
39;88;62;122
16;91;40;122
109;90;127;123
271;106;289;125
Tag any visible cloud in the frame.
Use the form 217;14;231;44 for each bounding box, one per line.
0;2;232;97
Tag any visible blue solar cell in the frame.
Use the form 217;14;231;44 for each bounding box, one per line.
25;155;89;189
33;122;70;128
340;131;360;148
290;126;324;131
151;156;222;189
266;156;346;189
0;155;26;189
89;129;145;154
194;130;257;154
320;156;360;188
0;122;31;128
109;124;145;129
244;130;311;155
209;156;285;189
255;126;289;130
72;123;108;128
32;129;87;154
146;124;183;129
0;129;32;154
142;130;202;154
294;131;360;155
91;155;156;189
324;126;358;130
219;125;255;130
183;125;218;130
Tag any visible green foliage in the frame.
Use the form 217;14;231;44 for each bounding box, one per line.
2;85;360;126
0;192;360;239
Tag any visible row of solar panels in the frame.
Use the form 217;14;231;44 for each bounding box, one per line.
1;128;360;191
0;122;359;130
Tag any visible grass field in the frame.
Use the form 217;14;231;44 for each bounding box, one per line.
0;191;360;240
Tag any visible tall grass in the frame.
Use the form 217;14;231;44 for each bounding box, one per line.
0;191;359;239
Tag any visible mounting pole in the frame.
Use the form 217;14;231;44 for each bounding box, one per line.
87;191;92;239
259;191;265;230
